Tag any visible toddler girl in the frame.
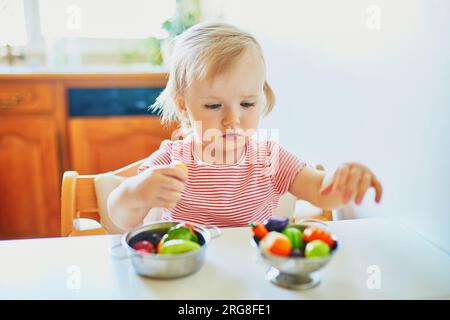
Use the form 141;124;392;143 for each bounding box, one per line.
107;22;383;230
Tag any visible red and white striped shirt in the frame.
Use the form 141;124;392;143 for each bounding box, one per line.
137;136;307;228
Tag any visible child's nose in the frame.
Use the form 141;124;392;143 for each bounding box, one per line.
222;108;241;127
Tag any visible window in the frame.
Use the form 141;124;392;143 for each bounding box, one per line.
38;0;176;39
0;0;28;46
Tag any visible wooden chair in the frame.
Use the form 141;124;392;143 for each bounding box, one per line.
60;161;332;237
60;159;144;237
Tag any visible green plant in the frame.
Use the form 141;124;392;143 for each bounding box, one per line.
143;37;163;65
162;0;202;38
120;0;202;66
120;37;162;65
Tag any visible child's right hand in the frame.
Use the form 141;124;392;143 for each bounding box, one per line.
132;162;188;209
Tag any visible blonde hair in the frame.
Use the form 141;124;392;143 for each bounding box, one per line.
151;21;275;135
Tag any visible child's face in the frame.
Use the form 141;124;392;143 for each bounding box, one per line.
178;48;266;160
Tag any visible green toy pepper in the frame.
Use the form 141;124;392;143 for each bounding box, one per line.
282;227;303;249
159;239;200;255
165;224;200;244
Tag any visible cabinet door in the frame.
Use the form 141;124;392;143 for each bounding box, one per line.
0;82;54;115
69;116;175;174
0;118;61;239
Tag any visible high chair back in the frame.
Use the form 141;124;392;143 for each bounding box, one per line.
60;159;144;237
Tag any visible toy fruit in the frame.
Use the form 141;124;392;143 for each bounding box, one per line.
259;231;292;257
158;239;200;255
250;222;269;240
282;227;303;249
175;161;188;174
157;238;165;253
305;240;330;259
164;223;200;244
147;232;163;246
303;227;336;248
132;240;155;253
263;217;289;232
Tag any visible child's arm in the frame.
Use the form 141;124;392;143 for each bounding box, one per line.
107;165;187;230
288;162;382;210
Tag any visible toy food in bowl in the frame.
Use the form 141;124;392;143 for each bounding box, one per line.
250;217;338;290
130;222;201;255
113;221;220;279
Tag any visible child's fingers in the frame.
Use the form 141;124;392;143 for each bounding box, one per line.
319;183;334;196
156;190;182;203
342;166;361;203
160;176;185;192
355;172;372;205
372;176;383;203
334;165;349;194
173;161;188;174
159;167;188;183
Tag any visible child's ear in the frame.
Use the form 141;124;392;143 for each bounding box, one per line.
175;95;188;117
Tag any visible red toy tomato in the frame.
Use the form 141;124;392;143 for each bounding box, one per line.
302;227;335;248
250;222;269;239
132;240;155;253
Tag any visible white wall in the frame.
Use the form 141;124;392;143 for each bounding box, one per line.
213;0;450;252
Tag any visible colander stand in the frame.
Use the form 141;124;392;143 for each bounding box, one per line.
265;267;321;290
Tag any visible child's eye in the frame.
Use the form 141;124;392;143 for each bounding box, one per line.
204;104;222;109
241;102;255;108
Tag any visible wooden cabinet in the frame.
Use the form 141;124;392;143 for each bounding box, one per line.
0;118;61;238
0;73;171;240
0;82;54;114
69;116;175;174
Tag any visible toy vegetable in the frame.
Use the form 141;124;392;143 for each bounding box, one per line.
175;161;188;174
132;240;155;253
263;217;289;232
165;223;200;244
147;232;163;246
249;222;269;239
303;227;336;248
158;239;200;255
305;240;330;259
282;227;303;249
259;231;292;257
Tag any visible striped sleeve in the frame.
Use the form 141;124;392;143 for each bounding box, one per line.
137;139;174;174
268;141;308;195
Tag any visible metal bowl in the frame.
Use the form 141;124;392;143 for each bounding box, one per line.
112;221;221;279
253;219;338;290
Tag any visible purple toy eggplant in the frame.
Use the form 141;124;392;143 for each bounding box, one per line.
263;217;289;232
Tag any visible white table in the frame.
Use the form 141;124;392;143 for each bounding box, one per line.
0;218;449;299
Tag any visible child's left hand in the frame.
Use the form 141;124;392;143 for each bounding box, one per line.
319;162;383;205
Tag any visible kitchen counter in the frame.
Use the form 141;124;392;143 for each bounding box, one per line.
0;64;167;80
0;218;449;299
